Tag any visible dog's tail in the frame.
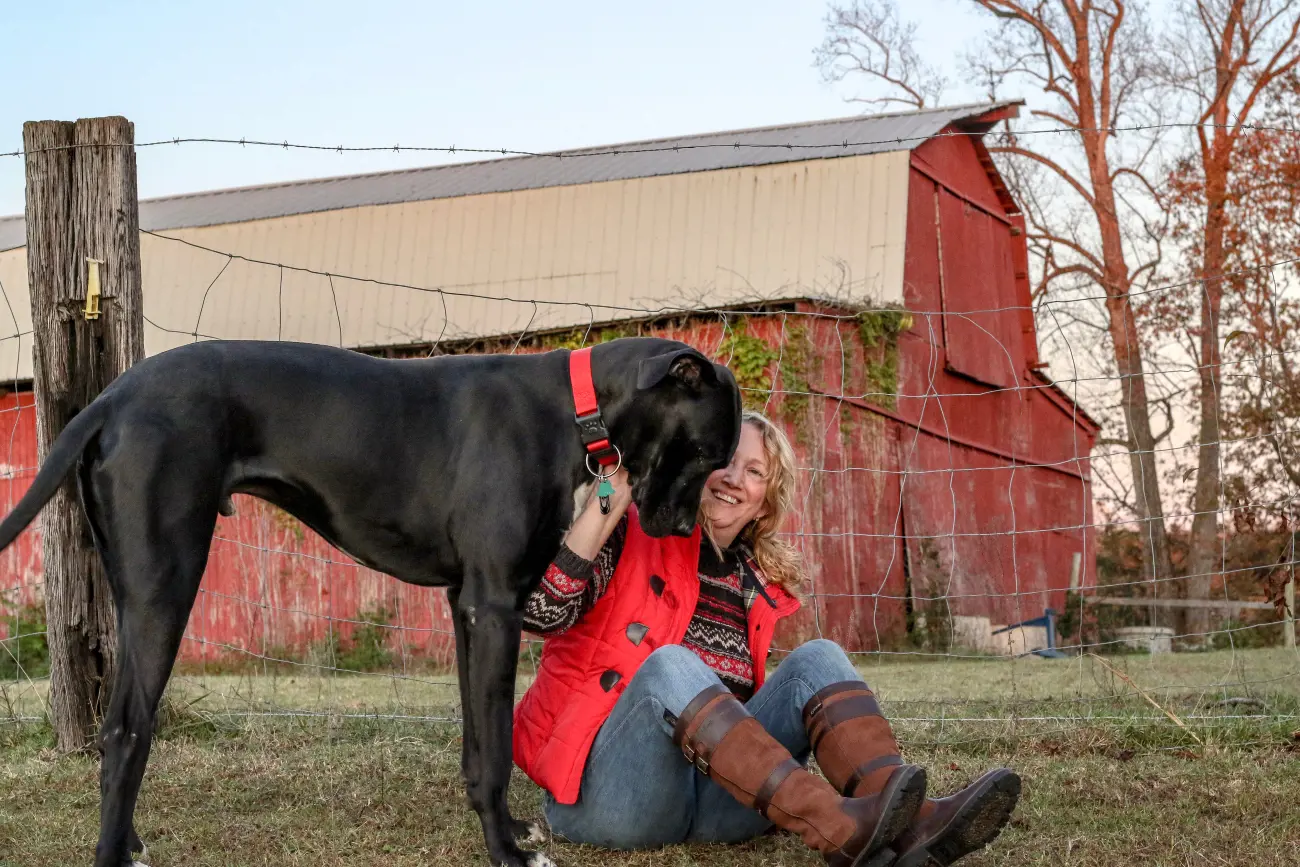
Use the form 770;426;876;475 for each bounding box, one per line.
0;398;110;553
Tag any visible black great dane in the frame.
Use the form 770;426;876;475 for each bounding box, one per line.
0;336;742;867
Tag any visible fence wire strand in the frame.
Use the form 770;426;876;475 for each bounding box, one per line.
4;118;1300;160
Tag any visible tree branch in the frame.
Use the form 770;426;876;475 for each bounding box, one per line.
971;0;1079;70
815;0;947;109
988;143;1099;208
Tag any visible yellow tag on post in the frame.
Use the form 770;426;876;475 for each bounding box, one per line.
85;258;104;319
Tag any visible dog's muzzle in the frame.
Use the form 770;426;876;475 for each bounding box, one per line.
671;516;697;537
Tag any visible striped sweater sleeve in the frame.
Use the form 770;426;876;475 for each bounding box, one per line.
522;516;629;636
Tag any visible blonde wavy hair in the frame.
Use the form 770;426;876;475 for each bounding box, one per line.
699;410;804;593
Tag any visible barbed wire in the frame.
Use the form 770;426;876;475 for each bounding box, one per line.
5;118;1300;161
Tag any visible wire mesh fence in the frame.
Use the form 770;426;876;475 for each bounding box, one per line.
1;123;1297;761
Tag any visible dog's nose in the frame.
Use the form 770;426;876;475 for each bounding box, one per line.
672;516;696;536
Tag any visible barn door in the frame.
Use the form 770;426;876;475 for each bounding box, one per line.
937;190;1021;389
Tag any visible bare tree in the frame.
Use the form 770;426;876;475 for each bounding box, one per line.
814;0;948;109
1157;0;1300;637
968;1;1179;597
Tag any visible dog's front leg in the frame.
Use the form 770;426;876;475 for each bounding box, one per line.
452;588;551;867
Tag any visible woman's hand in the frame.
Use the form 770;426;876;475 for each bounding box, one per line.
563;467;632;560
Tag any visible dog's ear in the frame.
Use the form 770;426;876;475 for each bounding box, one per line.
637;348;717;392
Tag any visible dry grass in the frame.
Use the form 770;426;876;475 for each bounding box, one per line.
2;648;1299;867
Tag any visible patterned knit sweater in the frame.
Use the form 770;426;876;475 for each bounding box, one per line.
523;515;771;700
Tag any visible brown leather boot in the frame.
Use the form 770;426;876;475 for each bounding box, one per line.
891;768;1022;867
803;681;923;800
672;684;926;867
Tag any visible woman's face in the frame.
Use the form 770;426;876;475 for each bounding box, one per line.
699;422;770;544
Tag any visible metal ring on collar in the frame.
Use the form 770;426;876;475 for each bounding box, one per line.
585;445;623;478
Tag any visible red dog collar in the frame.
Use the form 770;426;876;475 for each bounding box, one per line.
569;347;619;467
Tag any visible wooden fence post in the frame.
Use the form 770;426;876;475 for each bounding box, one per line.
23;116;144;751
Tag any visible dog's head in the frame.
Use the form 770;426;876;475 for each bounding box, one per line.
607;341;742;538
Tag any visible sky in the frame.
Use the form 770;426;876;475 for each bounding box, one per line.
0;0;994;217
0;0;1222;514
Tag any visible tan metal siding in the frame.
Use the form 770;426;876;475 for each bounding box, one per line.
0;248;32;385
0;150;909;380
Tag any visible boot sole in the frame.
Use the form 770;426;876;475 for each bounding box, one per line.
894;769;1022;867
852;764;928;867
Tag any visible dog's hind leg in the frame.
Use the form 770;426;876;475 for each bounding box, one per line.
94;548;211;867
85;449;218;867
452;584;551;867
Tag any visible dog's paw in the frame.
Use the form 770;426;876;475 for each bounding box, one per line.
492;848;554;867
506;817;547;846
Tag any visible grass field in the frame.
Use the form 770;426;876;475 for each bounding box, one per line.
2;648;1298;867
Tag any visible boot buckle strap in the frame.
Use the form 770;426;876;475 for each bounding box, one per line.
685;696;751;775
754;757;801;820
672;685;732;747
674;687;750;778
844;754;903;797
804;681;875;721
680;742;711;775
808;692;887;753
819;693;885;726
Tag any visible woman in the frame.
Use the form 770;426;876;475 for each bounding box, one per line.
513;411;1020;867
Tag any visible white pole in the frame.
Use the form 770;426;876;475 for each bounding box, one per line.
1285;577;1295;651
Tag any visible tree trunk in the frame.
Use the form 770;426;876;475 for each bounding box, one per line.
1185;154;1229;642
1079;123;1177;596
1184;31;1243;641
23;117;143;752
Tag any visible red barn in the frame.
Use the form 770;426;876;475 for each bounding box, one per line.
0;101;1098;660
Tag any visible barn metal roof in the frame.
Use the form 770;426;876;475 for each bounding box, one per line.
0;101;1018;252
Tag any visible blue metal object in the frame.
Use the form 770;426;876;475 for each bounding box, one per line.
991;608;1068;658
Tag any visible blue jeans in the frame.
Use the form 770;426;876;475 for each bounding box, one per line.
542;639;862;849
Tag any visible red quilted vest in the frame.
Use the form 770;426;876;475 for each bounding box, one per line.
512;506;801;805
